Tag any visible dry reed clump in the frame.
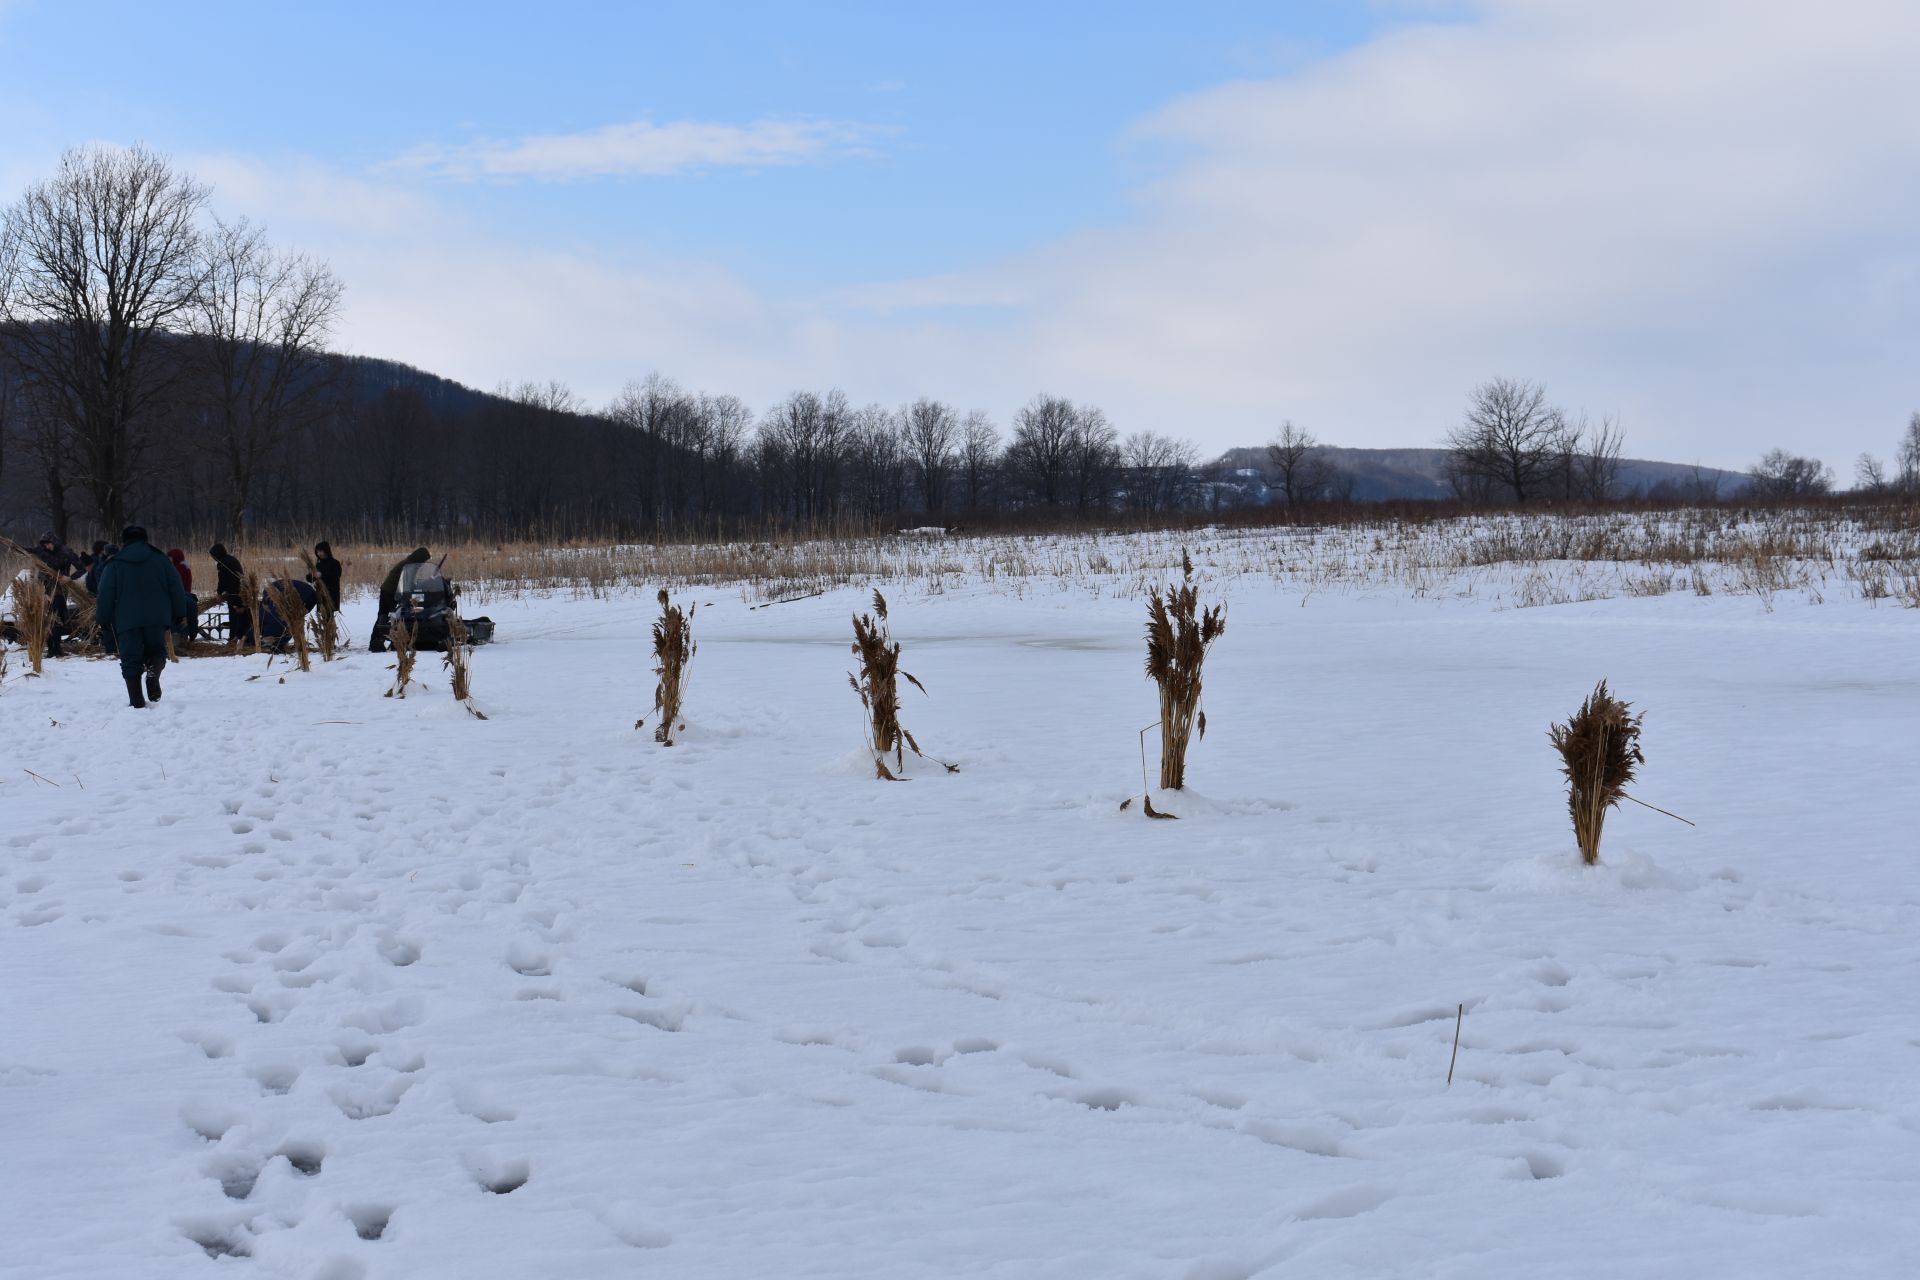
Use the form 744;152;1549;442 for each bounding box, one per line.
9;574;52;675
849;589;955;780
385;621;419;699
264;579;313;672
240;571;264;653
1145;550;1226;792
1548;680;1645;866
640;588;695;744
298;549;339;661
443;615;487;718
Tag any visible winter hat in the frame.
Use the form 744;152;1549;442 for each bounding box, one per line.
120;525;149;544
168;548;187;563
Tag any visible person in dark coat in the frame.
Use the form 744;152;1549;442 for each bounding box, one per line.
80;541;107;591
28;532;83;657
209;543;250;643
259;578;318;647
310;541;344;616
84;543;117;595
368;547;430;652
93;525;193;708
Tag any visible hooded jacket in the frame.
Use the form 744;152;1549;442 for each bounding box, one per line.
209;545;245;597
94;540;194;634
377;548;432;615
167;548;193;592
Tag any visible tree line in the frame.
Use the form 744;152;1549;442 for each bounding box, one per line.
5;145;1911;547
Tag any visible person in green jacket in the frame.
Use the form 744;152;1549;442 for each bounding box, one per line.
368;547;431;652
92;525;194;708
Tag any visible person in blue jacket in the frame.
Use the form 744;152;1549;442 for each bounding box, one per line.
92;525;193;708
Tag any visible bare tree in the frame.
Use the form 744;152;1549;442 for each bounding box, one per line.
898;397;958;513
756;388;851;523
1443;378;1564;504
1122;431;1198;512
1067;405;1119;510
193;218;343;536
846;403;906;522
506;379;580;414
1899;412;1920;495
957;410;999;513
1574;414;1626;501
1264;420;1331;505
1;144;210;529
1854;452;1888;494
1747;448;1833;499
1006;394;1078;507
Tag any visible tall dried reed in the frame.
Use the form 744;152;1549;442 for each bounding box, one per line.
444;615;486;718
9;575;52;675
643;588;696;744
1548;680;1645;865
298;549;339;661
1145;551;1226;791
850;590;954;780
241;571;264;654
263;578;313;672
385;621;419;699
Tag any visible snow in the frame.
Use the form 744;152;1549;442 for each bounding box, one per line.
2;543;1916;1278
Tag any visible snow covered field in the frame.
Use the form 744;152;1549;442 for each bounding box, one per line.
3;542;1916;1278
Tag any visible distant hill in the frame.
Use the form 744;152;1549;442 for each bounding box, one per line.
1208;446;1747;502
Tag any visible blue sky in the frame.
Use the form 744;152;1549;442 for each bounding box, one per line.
3;1;1916;468
1;1;1390;289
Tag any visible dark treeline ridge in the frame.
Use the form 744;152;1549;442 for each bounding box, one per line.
7;145;1916;551
4;338;1918;549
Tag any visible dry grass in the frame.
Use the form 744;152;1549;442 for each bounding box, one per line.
849;590;954;780
241;571;264;654
385;621;419;699
299;549;339;661
264;578;313;672
444;615;486;718
9;573;52;675
1548;680;1646;866
103;500;1915;618
1145;550;1227;792
643;588;696;745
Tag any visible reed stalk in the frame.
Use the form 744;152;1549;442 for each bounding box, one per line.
1548;680;1646;865
1144;550;1226;791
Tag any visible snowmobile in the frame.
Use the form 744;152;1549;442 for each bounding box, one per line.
389;559;494;650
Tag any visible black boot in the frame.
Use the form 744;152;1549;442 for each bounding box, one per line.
125;676;146;709
145;666;163;703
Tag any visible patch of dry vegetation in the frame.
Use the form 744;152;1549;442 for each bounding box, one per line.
642;589;695;745
92;499;1918;618
384;621;418;699
850;590;954;780
1549;681;1645;866
1145;551;1226;792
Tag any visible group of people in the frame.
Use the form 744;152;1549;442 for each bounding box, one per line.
11;531;471;710
15;532;351;708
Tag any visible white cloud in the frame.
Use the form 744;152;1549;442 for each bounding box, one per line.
394;117;889;181
179;1;1920;469
961;0;1920;463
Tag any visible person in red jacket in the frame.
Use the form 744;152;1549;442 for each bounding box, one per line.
166;548;199;642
